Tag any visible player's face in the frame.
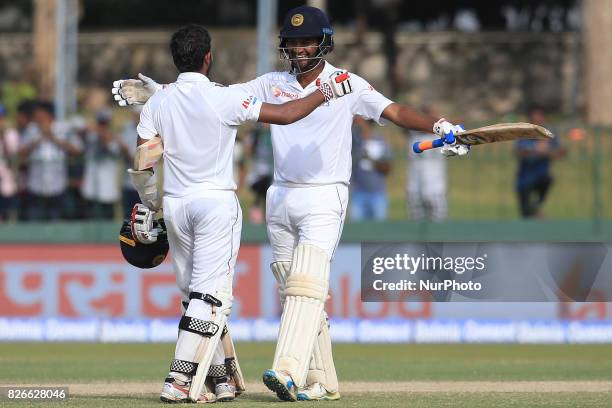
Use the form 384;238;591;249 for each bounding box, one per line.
285;37;320;70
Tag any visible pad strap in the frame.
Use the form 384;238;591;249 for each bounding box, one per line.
179;315;219;337
170;359;198;376
207;357;239;378
190;292;223;307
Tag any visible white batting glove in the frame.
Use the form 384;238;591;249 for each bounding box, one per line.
111;73;162;106
433;118;461;140
440;124;469;157
130;203;159;244
318;70;353;102
441;143;470;157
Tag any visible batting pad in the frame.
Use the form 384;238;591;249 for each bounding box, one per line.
271;261;292;305
273;244;330;388
220;326;246;394
307;311;339;392
272;260;337;390
189;279;233;402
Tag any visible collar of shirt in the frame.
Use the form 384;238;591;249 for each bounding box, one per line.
285;61;337;93
177;72;211;83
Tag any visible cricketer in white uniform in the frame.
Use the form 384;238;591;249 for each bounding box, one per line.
111;7;468;403
120;24;353;404
234;7;466;402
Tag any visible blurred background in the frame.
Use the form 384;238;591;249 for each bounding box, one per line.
0;0;611;343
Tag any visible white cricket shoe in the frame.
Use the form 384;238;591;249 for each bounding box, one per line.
297;382;341;401
160;374;216;403
215;381;236;402
262;369;297;401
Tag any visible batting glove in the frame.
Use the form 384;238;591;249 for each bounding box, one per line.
318;70;353;102
130;203;159;244
434;118;464;143
440;143;470;157
440;124;469;156
111;73;162;106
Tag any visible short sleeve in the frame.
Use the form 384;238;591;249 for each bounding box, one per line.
351;75;394;124
136;100;158;140
230;75;269;101
216;87;263;126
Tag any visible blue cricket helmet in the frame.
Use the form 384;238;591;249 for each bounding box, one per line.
280;6;333;39
279;5;334;54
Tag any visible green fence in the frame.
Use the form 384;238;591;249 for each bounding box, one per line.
1;219;611;244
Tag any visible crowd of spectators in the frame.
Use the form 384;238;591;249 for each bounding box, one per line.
0;98;566;224
0;99;139;222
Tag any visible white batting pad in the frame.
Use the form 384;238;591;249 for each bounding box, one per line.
271;261;291;305
189;279;233;402
307;311;338;392
273;244;330;388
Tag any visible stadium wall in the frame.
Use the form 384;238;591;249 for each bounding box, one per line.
0;30;581;117
1;222;611;343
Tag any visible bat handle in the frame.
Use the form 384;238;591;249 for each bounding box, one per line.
413;137;445;153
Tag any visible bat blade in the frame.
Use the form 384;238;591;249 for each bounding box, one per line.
412;122;554;154
455;122;553;146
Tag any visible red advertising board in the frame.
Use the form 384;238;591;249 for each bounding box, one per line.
0;245;261;318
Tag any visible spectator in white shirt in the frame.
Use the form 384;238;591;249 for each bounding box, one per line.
18;101;80;221
81;109;121;220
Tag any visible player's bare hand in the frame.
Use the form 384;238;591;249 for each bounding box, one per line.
111;73;162;106
130;203;159;244
318;70;353;102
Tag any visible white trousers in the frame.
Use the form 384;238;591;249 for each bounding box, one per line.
163;190;242;301
266;183;349;262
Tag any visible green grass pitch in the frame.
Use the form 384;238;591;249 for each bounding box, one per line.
1;343;611;407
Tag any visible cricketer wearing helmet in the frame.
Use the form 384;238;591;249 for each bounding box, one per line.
111;6;468;403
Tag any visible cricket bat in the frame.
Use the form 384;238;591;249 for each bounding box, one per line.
413;122;554;153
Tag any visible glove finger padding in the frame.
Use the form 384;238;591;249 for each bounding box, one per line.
121;79;149;105
110;78;156;106
318;70;353;102
130;203;158;244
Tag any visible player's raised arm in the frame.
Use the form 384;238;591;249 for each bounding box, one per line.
381;103;438;133
259;70;352;125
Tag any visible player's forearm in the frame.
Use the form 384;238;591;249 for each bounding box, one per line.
258;91;324;125
382;103;437;132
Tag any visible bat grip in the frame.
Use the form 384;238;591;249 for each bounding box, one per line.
413;137;445;153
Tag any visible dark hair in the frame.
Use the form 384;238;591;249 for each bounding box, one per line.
170;24;211;73
35;100;55;118
17;100;36;115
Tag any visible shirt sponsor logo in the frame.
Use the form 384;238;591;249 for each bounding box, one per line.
242;95;258;109
271;86;299;100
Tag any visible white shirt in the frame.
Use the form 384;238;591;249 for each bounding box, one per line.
233;62;393;185
137;72;262;197
81;132;121;203
20;122;78;196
